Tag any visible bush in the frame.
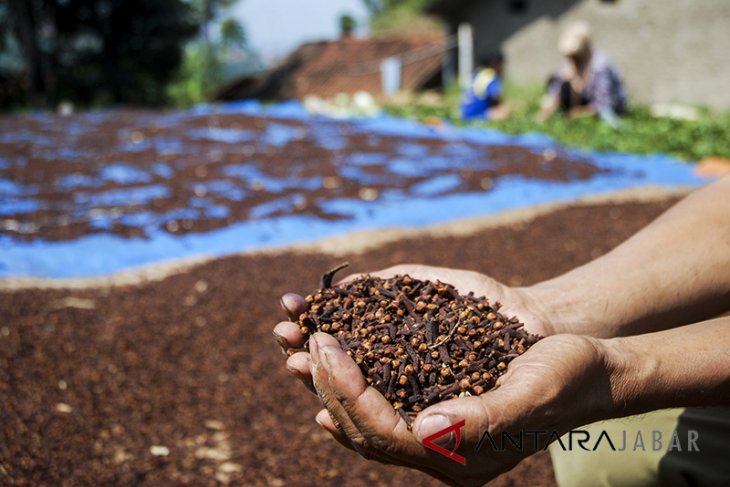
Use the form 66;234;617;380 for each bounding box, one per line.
385;83;730;162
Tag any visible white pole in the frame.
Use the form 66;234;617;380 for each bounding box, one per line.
457;23;473;89
380;57;402;98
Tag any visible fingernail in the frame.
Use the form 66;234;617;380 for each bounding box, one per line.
285;363;298;376
417;414;452;445
272;331;286;347
318;345;335;373
281;293;306;317
309;334;320;365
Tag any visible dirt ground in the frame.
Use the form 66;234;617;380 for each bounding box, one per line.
0;196;679;486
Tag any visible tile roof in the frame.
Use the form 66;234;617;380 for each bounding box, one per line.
216;36;446;101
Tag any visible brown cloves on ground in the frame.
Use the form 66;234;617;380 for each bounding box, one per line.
295;263;543;427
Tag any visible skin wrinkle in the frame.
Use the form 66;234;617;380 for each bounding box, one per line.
288;332;486;482
311;339;363;447
315;344;367;448
620;319;730;410
474;398;498;449
468;401;528;479
609;338;648;414
317;342;467;486
328;360;392;445
377;414;406;453
317;338;431;471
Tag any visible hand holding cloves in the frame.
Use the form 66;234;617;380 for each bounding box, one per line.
292;263;543;426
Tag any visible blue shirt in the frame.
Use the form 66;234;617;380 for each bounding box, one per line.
461;68;502;120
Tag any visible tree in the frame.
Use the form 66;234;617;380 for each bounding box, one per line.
339;14;356;38
2;0;198;107
220;18;247;49
361;0;432;15
167;1;254;106
360;0;440;36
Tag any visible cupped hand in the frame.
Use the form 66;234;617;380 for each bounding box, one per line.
272;264;595;486
302;331;614;486
274;264;555;394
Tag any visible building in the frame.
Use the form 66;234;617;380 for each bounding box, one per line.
216;36;445;102
428;0;730;108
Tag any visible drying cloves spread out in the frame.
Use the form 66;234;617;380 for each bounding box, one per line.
296;264;543;427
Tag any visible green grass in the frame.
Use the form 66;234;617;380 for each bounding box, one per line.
385;83;730;162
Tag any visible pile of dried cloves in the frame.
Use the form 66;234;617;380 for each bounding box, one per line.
295;264;543;426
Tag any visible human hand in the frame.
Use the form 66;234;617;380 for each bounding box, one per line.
304;330;615;486
273;264;607;485
302;315;730;485
274;264;556;396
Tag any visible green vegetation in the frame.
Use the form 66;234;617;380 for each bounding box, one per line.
339;14;357;38
167;2;250;107
385;83;730;162
1;0;198;108
167;43;225;107
362;0;441;36
1;0;251;109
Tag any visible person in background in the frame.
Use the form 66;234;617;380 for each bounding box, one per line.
460;50;511;122
537;21;627;125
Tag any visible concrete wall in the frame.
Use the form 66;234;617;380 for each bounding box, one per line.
456;0;730;108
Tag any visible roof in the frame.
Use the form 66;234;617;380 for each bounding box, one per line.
215;36;445;101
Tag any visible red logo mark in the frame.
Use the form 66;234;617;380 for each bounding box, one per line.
421;419;467;465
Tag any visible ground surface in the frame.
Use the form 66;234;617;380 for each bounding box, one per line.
0;196;679;486
0;109;600;243
1;106;703;279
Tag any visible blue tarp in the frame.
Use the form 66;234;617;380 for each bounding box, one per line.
0;101;708;278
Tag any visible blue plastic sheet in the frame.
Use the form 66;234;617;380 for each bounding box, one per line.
0;101;708;278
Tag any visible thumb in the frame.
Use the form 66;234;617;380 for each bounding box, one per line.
413;382;536;453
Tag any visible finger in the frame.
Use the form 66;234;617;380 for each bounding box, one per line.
314;409;457;486
310;333;408;466
280;293;307;320
312;333;425;460
339;264;418;284
412;384;533;471
337;266;414;287
335;273;360;286
371;264;451;280
273;321;307;350
315;408;356;451
309;333;368;448
315;409;456;482
369;265;488;294
315;407;402;467
285;352;316;394
312;334;465;485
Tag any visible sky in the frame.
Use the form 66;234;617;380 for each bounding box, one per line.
233;0;369;64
